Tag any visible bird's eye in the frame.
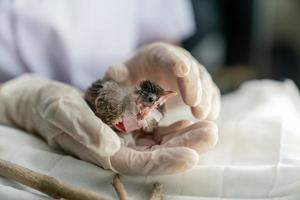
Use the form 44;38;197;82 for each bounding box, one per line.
145;94;157;104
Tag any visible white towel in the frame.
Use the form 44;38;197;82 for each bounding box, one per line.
1;79;300;200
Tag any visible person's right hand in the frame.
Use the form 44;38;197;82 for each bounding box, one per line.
105;42;221;120
0;74;218;175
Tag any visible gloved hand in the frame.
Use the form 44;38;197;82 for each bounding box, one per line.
0;74;218;175
0;74;119;170
105;42;220;120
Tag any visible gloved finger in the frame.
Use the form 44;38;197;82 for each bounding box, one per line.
190;66;214;119
37;83;121;157
133;120;193;146
54;134;198;176
176;58;202;107
104;63;131;85
111;146;199;175
155;120;194;136
207;84;221;120
126;43;202;106
132;42;191;77
153;121;218;154
134;133;157;146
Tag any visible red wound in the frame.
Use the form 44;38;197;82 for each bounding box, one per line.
115;121;126;133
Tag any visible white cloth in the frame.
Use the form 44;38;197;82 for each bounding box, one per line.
0;0;195;89
1;79;300;199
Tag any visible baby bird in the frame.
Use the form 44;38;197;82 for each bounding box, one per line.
84;79;176;134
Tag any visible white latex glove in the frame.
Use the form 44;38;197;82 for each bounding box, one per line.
0;74;218;175
103;42;221;175
105;42;221;120
0;74;120;169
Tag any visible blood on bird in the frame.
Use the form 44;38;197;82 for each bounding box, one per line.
115;121;126;133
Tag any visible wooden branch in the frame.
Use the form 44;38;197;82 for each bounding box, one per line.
0;159;108;200
149;182;163;200
112;174;128;200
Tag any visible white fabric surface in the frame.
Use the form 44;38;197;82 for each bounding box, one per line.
0;0;194;89
1;79;300;200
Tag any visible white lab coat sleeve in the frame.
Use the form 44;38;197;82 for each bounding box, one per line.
0;0;26;82
137;0;195;44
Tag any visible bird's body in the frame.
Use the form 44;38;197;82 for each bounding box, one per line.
85;80;131;127
84;79;176;134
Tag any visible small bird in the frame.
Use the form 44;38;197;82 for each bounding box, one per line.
84;79;176;134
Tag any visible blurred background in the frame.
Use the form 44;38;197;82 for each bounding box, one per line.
183;0;300;93
1;0;299;93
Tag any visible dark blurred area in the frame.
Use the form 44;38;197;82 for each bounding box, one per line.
183;0;300;93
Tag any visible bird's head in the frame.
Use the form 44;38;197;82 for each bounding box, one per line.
135;80;176;119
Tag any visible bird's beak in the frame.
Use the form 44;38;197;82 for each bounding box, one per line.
137;90;177;120
156;90;177;106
